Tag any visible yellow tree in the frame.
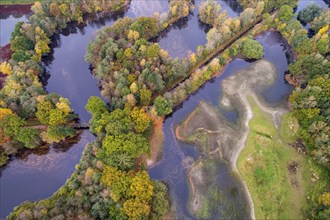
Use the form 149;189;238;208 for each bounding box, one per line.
0;62;13;75
130;107;152;133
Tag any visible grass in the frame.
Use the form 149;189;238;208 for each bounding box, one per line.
0;0;39;5
237;97;315;219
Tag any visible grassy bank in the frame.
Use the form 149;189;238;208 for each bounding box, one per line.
237;98;329;219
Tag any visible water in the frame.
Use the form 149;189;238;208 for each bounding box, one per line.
255;32;294;104
43;0;170;123
1;2;171;217
296;0;330;33
149;31;293;219
0;15;29;47
0;131;95;218
1;1;293;219
157;0;242;58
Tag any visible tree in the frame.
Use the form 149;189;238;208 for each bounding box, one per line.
130;171;154;201
41;126;75;143
104;109;131;135
122;199;150;219
298;4;323;24
0;108;14;121
154;96;172;116
150;181;169;220
130;107;152;133
290;29;310;55
139;88;152;106
241;38;264;59
276;5;294;23
49;108;67;126
239;8;256;27
100;133;149;165
198;0;221;25
16;127;40;149
11;50;32;62
0;108;15;145
86;96;107;115
10;36;34;52
0;62;13;75
147;44;160;58
129;17;158;39
36;100;53;125
127;30;140;42
310;10;330;32
100;166;132;202
0;114;25;138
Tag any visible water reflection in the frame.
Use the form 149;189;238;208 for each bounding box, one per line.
157;0;242;58
43;0;170;123
149;32;294;219
0;15;29;46
0;131;95;219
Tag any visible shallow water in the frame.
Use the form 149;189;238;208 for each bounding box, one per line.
149;31;293;219
0;1;295;219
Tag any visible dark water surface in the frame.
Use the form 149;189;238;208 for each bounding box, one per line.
0;15;29;46
149;31;293;219
0;131;95;218
0;0;299;219
158;0;241;58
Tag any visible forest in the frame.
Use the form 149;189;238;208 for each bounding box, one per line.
0;0;329;219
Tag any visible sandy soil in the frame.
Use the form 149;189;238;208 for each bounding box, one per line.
145;116;165;169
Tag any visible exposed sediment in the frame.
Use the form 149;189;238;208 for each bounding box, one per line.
176;59;289;219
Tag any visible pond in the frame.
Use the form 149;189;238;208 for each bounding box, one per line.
0;131;95;219
0;0;302;218
149;31;294;219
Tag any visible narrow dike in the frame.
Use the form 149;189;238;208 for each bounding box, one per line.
153;14;264;100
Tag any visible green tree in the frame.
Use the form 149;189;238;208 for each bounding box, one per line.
150;181;169;220
198;0;222;25
239;8;256;27
10;36;34;52
0;114;25;138
147;44;160;59
298;4;323;24
104;109;131;135
36;100;53;125
129;17;158;39
16;127;41;149
98;133;149;167
154;96;173;116
276;5;294;23
41;126;76;143
86;96;107;115
241;38;264;59
101;166;132;202
310;10;330;32
122;199;150;219
139;88;152;106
